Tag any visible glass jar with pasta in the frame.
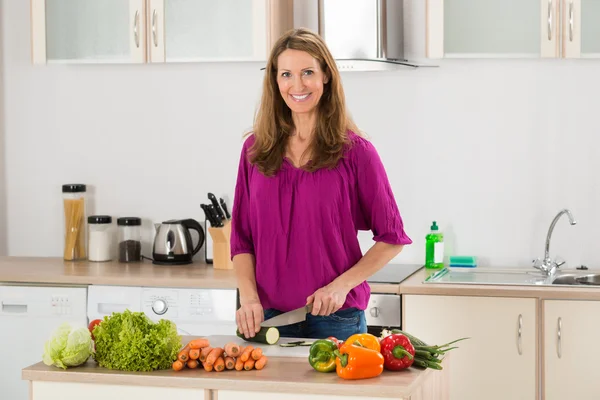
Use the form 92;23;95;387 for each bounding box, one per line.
62;184;87;261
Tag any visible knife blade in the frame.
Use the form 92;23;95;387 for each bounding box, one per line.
219;198;231;220
207;204;224;227
261;304;313;327
208;192;225;221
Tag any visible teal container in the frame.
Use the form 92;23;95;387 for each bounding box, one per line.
425;221;444;269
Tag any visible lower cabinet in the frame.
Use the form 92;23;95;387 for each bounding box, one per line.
543;299;600;400
403;295;537;400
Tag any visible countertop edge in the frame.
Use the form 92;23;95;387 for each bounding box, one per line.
21;359;443;398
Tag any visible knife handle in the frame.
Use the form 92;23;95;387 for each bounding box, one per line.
208;192;225;221
220;198;231;219
207;204;224;227
200;204;215;227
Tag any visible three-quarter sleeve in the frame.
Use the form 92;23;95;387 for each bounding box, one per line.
230;139;255;258
354;138;412;245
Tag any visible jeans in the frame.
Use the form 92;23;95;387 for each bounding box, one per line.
263;307;367;341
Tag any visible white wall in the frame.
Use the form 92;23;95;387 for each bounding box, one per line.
1;1;599;268
0;0;7;256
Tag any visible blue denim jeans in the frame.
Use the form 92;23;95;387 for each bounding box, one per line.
263;307;367;341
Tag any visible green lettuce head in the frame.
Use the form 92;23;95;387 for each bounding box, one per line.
42;322;93;369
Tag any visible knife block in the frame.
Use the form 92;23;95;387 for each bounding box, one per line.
207;220;234;270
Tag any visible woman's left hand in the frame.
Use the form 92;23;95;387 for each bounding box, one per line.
307;284;350;316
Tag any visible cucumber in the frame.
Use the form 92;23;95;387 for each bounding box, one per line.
236;327;280;345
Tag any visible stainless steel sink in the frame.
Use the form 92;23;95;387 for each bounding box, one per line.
551;274;580;285
551;273;600;286
425;267;600;287
574;274;600;285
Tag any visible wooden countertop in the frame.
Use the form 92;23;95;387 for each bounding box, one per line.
0;257;400;293
22;356;447;398
399;268;600;300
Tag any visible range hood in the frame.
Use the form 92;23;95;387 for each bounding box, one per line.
289;0;423;71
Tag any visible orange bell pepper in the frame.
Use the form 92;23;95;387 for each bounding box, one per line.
334;344;384;380
341;333;381;353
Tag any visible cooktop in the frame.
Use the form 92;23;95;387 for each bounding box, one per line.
366;263;423;284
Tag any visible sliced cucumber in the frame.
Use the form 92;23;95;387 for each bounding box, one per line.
236;327;280;345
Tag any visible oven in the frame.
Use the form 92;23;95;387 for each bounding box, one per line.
365;293;401;337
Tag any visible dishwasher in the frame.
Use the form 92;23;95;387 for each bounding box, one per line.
0;284;88;400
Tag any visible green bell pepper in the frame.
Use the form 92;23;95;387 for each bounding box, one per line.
308;339;338;373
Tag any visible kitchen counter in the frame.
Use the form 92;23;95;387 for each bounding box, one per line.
0;257;401;293
400;268;600;300
22;336;450;400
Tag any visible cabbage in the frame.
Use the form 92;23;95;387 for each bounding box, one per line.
42;322;93;369
92;310;182;371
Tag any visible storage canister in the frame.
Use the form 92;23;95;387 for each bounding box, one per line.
117;217;142;263
62;184;87;261
88;215;113;262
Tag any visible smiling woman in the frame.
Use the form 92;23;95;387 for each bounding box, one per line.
230;28;413;341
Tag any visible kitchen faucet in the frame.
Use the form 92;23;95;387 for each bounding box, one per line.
533;209;577;276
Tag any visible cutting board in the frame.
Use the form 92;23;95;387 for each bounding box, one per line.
200;335;313;358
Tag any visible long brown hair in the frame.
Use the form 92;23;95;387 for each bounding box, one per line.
248;28;359;176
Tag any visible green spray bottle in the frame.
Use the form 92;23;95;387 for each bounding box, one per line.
425;221;444;269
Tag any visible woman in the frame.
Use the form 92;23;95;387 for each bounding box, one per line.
230;28;412;341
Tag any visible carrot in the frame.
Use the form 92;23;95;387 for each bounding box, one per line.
199;347;213;363
187;359;199;369
240;345;254;362
178;344;191;363
172;360;184;371
251;347;263;361
244;359;255;370
189;338;210;349
224;342;241;357
254;355;268;370
214;356;225;372
189;348;200;360
235;357;245;371
224;356;235;370
205;347;224;366
204;362;214;372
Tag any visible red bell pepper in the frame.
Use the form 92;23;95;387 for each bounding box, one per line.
379;333;415;371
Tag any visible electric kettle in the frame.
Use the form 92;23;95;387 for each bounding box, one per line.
152;219;205;265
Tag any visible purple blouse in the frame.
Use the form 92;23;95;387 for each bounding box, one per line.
230;131;412;312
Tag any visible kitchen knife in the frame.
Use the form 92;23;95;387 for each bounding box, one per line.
207;204;224;227
220;198;231;220
200;204;217;227
208;193;225;221
261;304;313;327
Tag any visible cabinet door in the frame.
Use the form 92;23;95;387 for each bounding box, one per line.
563;0;600;58
31;0;146;64
427;0;558;58
158;0;269;62
403;295;537;400
543;300;600;400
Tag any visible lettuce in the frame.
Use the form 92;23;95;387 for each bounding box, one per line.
42;322;93;369
92;310;182;372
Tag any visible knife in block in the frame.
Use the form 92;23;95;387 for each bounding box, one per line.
207;220;234;270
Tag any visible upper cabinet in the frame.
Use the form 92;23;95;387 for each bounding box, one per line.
32;0;146;63
30;0;293;64
427;0;600;59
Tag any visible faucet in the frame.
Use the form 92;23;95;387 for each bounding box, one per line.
533;209;577;276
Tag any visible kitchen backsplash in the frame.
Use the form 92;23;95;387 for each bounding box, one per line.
1;1;599;268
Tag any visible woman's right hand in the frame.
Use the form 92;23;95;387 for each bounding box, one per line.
236;298;264;338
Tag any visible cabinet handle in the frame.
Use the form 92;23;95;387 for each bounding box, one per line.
547;0;553;41
557;317;562;359
517;314;523;355
152;9;158;47
133;10;140;48
569;1;574;42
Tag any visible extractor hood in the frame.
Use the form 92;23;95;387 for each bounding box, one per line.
290;0;423;71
